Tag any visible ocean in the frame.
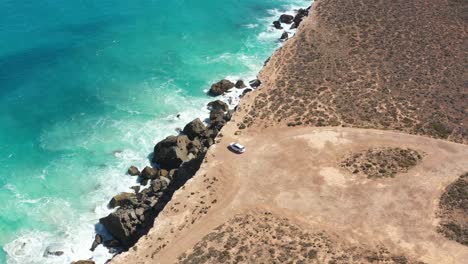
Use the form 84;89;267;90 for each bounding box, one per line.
0;0;310;263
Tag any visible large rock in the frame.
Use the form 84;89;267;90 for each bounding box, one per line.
183;118;206;140
109;192;138;209
249;79;262;88
207;100;229;112
72;261;95;264
280;31;289;41
127;166;140;176
140;166;158;180
235;80;247;88
90;234;102;251
99;207;148;246
210;109;225;122
273;20;283;29
209;79;234;96
153;135;191;170
279;14;294;24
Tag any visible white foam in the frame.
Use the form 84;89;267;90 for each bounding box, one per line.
4;1;312;263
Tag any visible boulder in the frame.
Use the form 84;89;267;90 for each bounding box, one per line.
150;178;169;193
207;100;229;112
209;79;235;96
127;166;140;176
183;118;206;140
249;79;262;88
279;14;294;24
100;208;144;246
153;135;191;170
210;109;225;122
109;192;138;209
130;185;140;194
90;234;102;251
242;88;253;96
280;31;289;41
273;20;282;29
72;261;95;264
235;80;247;88
140;166;158;180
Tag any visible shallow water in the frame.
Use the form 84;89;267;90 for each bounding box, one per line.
0;0;310;263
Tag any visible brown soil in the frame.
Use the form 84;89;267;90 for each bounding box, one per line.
340;147;423;178
108;0;468;263
437;173;468;246
111;127;468;264
178;211;423;264
237;0;468;143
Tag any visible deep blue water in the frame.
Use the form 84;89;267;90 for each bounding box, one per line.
0;0;309;263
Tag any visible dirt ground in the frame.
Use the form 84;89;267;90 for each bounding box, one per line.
111;126;468;264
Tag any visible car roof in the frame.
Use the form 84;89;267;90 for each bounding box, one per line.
233;143;245;148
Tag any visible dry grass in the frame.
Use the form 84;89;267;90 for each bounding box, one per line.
238;0;468;143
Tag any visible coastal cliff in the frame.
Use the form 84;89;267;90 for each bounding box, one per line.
102;0;467;263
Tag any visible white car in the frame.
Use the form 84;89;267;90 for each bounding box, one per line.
229;142;246;154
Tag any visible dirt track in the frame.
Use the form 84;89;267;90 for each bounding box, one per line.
112;126;468;263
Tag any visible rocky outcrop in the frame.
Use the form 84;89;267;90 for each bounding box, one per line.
249;79;262;88
235;80;247;88
127;166;140;176
140;166;158;184
273;20;283;29
72;261;95;264
291;8;309;29
279;14;294;24
280;31;289;41
183;118;207;140
207;100;229;112
209;79;235;96
109;192;138;209
90;234;102;252
153;136;191;170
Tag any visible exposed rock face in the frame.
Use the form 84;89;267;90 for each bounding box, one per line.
183;118;207;140
127;166;140;176
209;79;235;96
235;80;247;88
109;192;138;209
100;207;148;246
153;136;191;170
249;79;262;88
273;20;283;29
207;100;229;112
279;14;294;24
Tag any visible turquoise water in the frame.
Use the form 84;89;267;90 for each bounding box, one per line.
0;0;309;263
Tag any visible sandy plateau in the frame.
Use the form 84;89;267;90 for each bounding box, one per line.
112;124;468;263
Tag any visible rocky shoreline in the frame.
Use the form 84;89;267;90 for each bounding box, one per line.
73;5;311;264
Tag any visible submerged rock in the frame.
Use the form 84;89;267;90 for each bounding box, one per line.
209;79;235;96
43;244;65;257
